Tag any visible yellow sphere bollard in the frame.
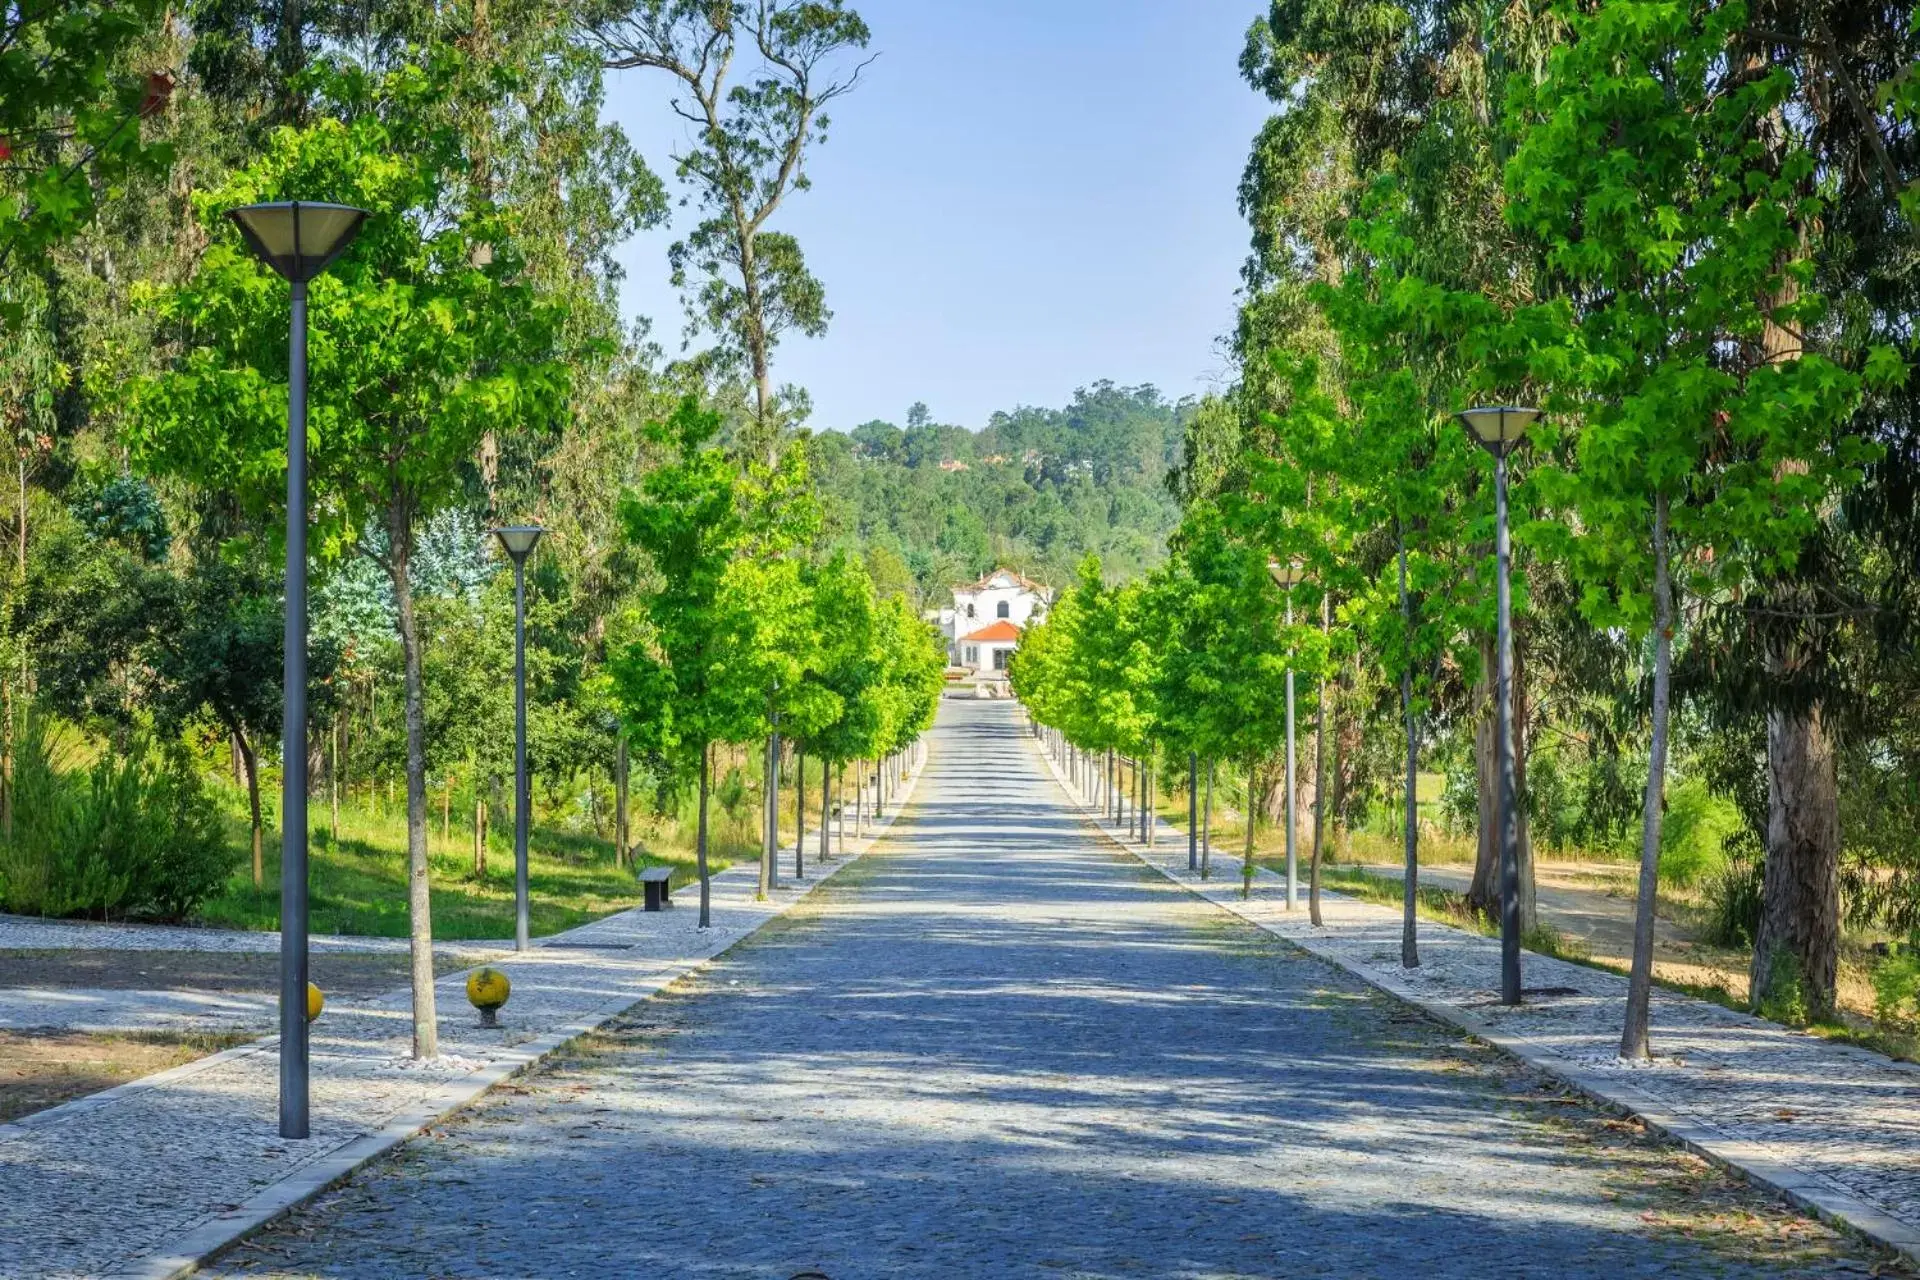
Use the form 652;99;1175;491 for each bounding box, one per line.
467;966;511;1028
306;982;324;1022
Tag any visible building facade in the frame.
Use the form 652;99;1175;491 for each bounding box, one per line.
930;569;1051;683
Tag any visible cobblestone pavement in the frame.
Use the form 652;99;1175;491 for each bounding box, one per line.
215;700;1900;1280
0;770;919;1279
0;914;498;954
1045;729;1920;1262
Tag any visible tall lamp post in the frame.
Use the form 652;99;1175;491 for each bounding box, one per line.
228;201;368;1141
1457;405;1540;1006
1267;559;1305;909
492;524;545;953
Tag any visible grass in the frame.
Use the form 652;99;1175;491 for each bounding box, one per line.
196;795;754;940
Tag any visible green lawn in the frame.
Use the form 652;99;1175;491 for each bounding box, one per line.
197;804;737;940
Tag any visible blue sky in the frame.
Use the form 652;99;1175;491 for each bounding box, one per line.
601;1;1274;433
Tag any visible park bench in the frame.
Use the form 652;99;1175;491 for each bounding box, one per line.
637;865;673;912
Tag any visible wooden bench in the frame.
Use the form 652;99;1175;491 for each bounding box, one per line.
638;865;673;912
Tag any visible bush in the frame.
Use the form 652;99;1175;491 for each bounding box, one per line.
1872;945;1920;1033
1700;834;1764;948
1658;776;1740;888
0;716;235;920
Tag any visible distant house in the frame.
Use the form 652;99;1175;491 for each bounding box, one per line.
928;569;1051;686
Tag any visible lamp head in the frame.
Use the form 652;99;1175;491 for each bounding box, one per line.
492;525;545;562
227;201;368;284
1266;559;1305;589
1456;405;1541;457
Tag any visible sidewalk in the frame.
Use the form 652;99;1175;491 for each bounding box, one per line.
0;760;925;1280
1030;728;1920;1264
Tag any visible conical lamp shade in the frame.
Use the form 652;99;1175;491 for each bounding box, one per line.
228;202;367;283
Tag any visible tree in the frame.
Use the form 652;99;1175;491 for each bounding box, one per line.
1508;0;1877;1057
128;54;568;1058
612;397;773;927
0;2;172;289
593;0;872;459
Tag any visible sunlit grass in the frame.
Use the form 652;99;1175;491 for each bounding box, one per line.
197;798;749;940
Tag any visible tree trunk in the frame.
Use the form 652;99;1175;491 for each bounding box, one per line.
237;728;263;890
1310;589;1330;927
386;528;438;1061
759;734;775;900
1752;700;1840;1020
819;759;831;864
1400;527;1420;970
794;747;805;880
1241;760;1259;899
615;733;630;867
1202;760;1214;879
696;742;712;929
330;720;341;842
474;794;486;878
1621;491;1673;1061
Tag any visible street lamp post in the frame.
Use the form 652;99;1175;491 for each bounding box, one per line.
492;524;545;953
1268;559;1305;910
1457;405;1540;1006
228;200;368;1141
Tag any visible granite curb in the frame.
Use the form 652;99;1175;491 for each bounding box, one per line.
1022;721;1920;1266
98;756;928;1280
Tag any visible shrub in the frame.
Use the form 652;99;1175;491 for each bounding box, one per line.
1872;945;1920;1033
1658;776;1740;888
1700;834;1764;948
0;715;235;921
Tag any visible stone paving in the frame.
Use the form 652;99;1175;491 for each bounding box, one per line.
0;914;486;954
1039;724;1920;1261
0;767;921;1280
0;984;279;1033
209;699;1899;1280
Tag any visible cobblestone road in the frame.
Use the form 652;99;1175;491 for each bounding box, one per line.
217;701;1905;1280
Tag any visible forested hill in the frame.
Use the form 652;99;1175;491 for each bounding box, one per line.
808;381;1188;605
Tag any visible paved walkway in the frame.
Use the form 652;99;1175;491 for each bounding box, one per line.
1046;730;1920;1263
0;765;922;1280
212;701;1896;1279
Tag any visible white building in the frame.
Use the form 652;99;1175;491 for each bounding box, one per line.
930;569;1051;680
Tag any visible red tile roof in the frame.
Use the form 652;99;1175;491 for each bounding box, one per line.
961;619;1022;643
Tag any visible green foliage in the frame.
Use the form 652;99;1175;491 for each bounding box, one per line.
0;716;235;920
1657;776;1740;889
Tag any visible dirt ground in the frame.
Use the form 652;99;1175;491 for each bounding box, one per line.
0;948;492;998
0;1028;256;1123
1356;859;1892;1022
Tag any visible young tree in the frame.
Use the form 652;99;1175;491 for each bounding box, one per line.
592;0;872;458
128;56;568;1058
1508;0;1876;1057
613;396;785;926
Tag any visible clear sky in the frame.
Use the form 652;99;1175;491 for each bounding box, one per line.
601;1;1274;434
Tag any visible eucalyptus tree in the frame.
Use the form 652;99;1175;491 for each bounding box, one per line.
128;54;569;1058
591;0;872;460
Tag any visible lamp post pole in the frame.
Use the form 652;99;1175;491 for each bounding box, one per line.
1458;406;1540;1007
1285;592;1297;910
1491;447;1520;1004
491;526;545;954
227;201;367;1142
280;275;311;1133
